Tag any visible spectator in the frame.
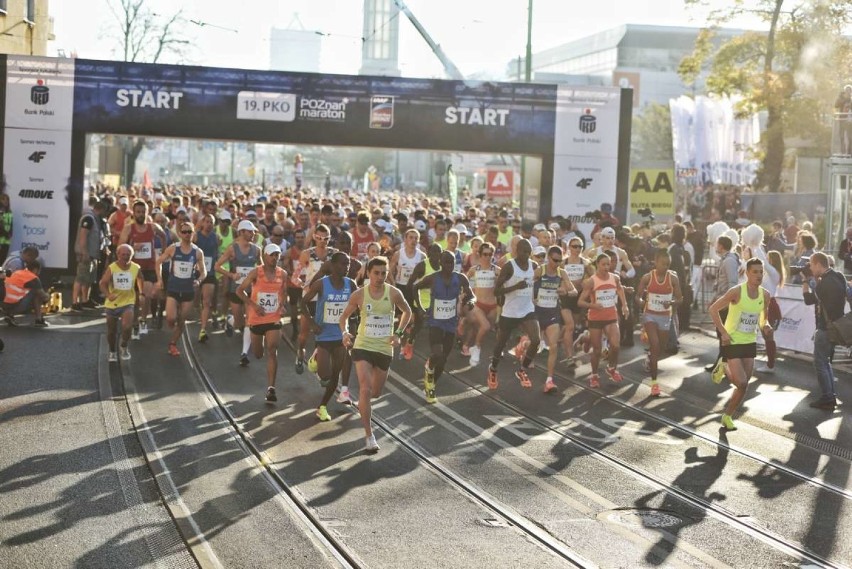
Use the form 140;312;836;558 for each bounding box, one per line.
2;258;48;327
0;192;11;265
705;235;740;373
71;199;109;311
766;220;789;255
784;216;800;245
802;252;847;410
839;227;852;275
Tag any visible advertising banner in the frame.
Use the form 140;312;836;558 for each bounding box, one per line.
629;168;675;217
551;155;619;220
774;286;815;355
486;169;513;200
3;56;74;268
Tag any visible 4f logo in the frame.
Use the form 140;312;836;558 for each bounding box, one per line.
576;177;593;189
28;151;46;163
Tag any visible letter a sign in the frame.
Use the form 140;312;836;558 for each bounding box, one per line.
487;169;514;200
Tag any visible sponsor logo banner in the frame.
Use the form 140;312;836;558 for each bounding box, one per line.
236;91;296;122
486;169;514;200
370;95;394;129
553;85;621;159
6;55;74;131
551;155;618;221
629;168;675;217
773;286;815;355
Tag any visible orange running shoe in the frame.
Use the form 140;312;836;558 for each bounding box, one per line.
588;373;600;388
607;367;623;383
513;336;530;360
487;366;498;390
650;383;661;397
402;342;413;360
516;368;532;388
168;342;180;357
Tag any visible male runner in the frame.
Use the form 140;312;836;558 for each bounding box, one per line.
237;243;288;403
577;254;630;388
156;221;206;357
388;228;424;360
561;236;593;365
332;230;362;404
296;223;336;373
99;243;145;362
413;250;475;403
636;249;683;396
119;200;167;338
708;257;773;430
464;241;500;366
339;257;412;453
301;252;355;420
404;243;442;359
194;214;220;343
534;245;577;392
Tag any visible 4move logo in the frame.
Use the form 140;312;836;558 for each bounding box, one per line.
18;189;54;199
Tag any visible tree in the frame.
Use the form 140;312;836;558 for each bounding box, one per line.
680;0;852;192
104;0;192;188
631;103;674;164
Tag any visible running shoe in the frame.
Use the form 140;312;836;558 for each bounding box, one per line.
402;342;413;360
108;351;118;363
650;382;661;397
365;434;380;453
337;386;352;404
487;366;499;390
543;377;557;393
265;386;277;402
308;351;319;373
515;368;532;388
4;315;18;327
32;319;48;328
239;353;250;367
295;357;305;374
69;302;82;312
721;414;737;431
513;336;530;360
131;325;140;340
81;299;100;309
712;360;725;384
198;329;208;343
316;405;331;421
139;321;149;335
425;384;437;404
606;367;623;383
588;373;600;389
469;345;481;366
120;346;131;361
643;353;651;373
461;344;471;357
168;343;180;357
225;317;234;337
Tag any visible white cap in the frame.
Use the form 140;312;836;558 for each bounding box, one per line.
276;206;287;214
454;223;471;236
154;192;164;202
533;245;547;256
237;220;257;232
151;207;162;215
548;222;561;231
245;210;257;217
533;223;546;232
264;243;282;255
219;211;232;221
414;219;427;231
600;227;616;237
176;206;187;214
118;197;129;205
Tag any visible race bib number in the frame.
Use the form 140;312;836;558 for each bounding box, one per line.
647;293;672;312
596;288;617;308
565;264;585;281
399;266;414;284
204;256;213;272
173;260;193;279
433;298;457;320
323;301;346;324
475;270;495;289
113;271;132;291
135;242;152;260
517;278;534;298
257;292;279;313
737;311;759;334
364;314;392;338
537;288;559;308
235;265;253;284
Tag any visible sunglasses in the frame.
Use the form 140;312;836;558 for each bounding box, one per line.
570;245;582;249
315;236;330;241
267;251;281;256
180;229;193;235
272;233;284;237
550;256;563;262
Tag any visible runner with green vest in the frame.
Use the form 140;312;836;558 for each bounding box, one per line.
339;256;412;454
403;242;441;360
708;258;774;431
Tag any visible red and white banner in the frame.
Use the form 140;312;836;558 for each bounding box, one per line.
486;169;513;200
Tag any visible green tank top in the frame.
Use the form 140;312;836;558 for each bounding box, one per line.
724;283;765;345
354;283;394;356
418;259;439;309
218;227;234;255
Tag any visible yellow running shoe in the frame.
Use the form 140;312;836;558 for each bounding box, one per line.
308;350;319;373
712;360;725;384
316;405;331;422
721;414;737;431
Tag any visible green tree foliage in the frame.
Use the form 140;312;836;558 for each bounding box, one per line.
679;0;852;191
631;103;674;164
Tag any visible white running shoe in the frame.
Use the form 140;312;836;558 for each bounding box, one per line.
469;345;481;366
108;351;118;363
139;321;149;335
120;346;131;360
365;434;380;453
337;386;352;404
131;326;140;340
755;364;775;373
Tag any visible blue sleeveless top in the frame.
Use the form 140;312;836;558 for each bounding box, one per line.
315;276;354;342
534;272;562;315
427;272;462;332
195;230;218;276
168;244;200;293
229;242;260;292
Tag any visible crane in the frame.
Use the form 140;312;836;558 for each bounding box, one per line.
392;0;464;80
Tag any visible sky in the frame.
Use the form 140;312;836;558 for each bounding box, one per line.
50;0;766;79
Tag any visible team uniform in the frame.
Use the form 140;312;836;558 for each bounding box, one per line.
167;244;201;303
352;283;395;371
228;242;261;304
247;265;286;334
534;272;562;331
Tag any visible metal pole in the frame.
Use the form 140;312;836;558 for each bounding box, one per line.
230;142;235;185
520;0;533;211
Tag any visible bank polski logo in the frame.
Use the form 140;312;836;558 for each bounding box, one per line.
578;108;596;133
31;79;49;105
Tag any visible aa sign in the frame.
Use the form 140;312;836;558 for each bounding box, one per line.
629;168;675;217
487;169;514;200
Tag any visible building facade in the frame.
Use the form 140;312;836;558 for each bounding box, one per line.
0;0;53;56
359;0;400;77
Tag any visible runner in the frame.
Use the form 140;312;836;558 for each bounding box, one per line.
487;239;541;390
388;228;424;360
561;236;593;366
214;219;262;366
534;245;577;392
296;223;337;373
99;244;145;362
156;222;206;357
236;243;288;403
285;227;307;341
413;250;476;403
301;251;355;420
403;242;442;359
464;241;500;366
215;210;235;329
193;214;220;343
119;200;167;339
708;257;773;430
577;253;630;388
332;230;362;404
635;249;683;396
339;256;412;453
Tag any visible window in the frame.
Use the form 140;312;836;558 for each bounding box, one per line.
25;0;35;23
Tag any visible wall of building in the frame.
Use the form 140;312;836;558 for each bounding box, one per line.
0;0;52;56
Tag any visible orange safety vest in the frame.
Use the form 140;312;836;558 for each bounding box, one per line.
4;269;38;304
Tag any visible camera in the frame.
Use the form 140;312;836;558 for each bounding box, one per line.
584;210;602;220
789;259;812;278
637;207;655;221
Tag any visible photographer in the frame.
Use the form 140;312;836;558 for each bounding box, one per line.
801;253;846;410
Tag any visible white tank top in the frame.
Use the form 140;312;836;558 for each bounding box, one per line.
594;246;623;274
502;259;535;318
397;247;423;285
